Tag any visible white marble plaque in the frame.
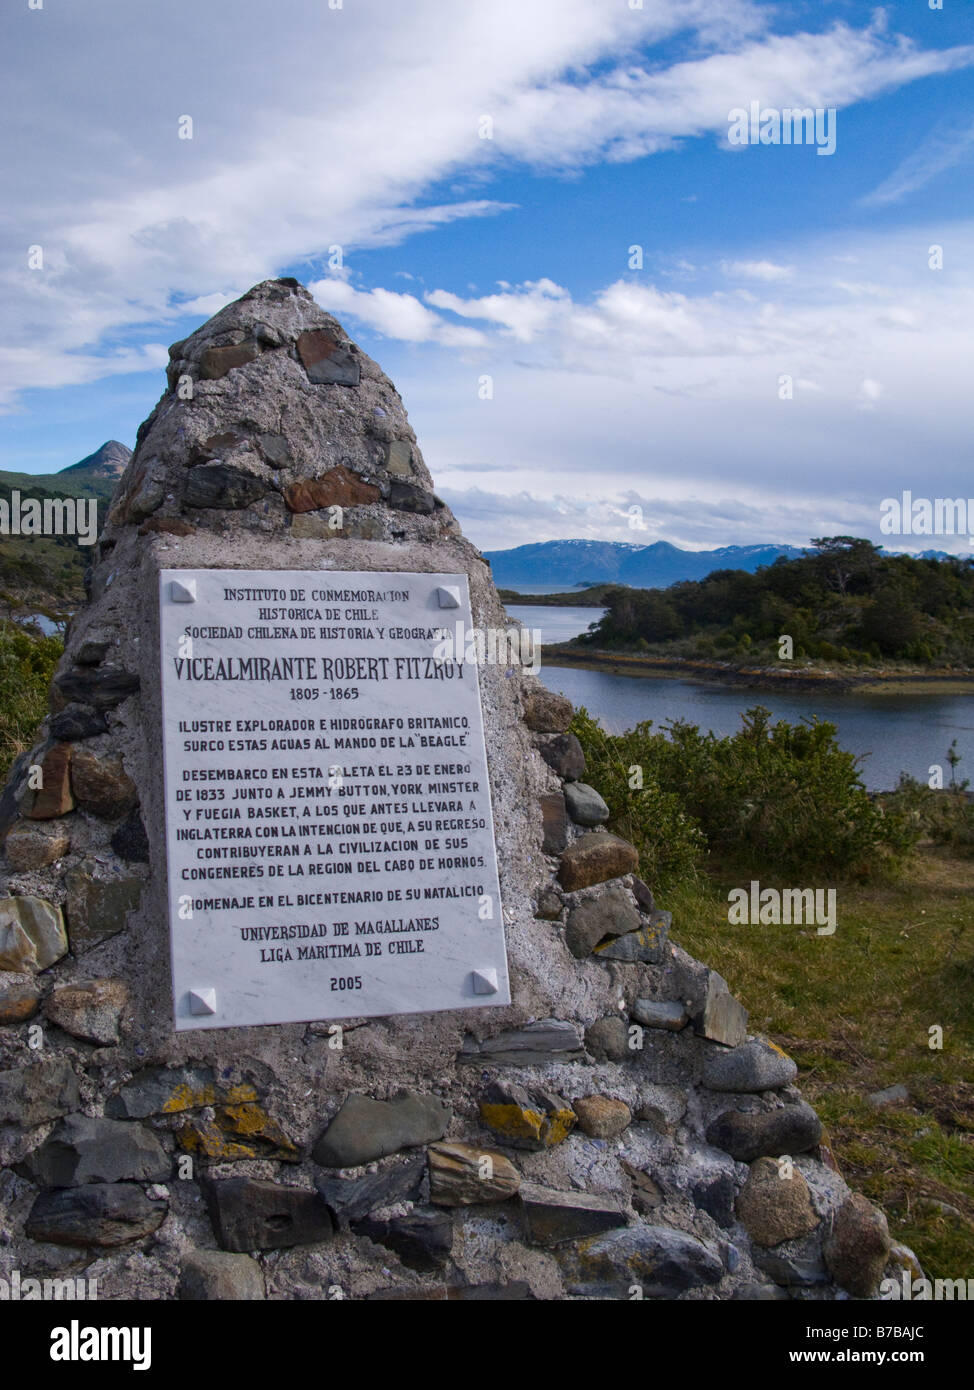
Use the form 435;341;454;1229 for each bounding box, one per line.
158;569;510;1029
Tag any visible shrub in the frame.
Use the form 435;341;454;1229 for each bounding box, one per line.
0;622;62;779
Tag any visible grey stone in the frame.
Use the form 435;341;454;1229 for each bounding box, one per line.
44;978;129;1046
702;1038;798;1093
256;432;292;466
65;861;142;952
199;342;260;380
205;1177;333;1252
75;638;110;666
559;1224;724;1296
110;809;150;863
26;1184;168;1247
70;748;137;819
388;480;435;514
631;1000;688;1031
314;1154;425;1228
312;1091;451;1168
0;896;68;972
584;1015;630;1062
534;889;563;921
867;1083;909;1110
693;971;749;1047
706;1102;823;1161
0;1057;80;1126
0;751;31;839
184;463;267;510
752;1248;829;1287
25;1114;170;1187
540;792;568;854
459;1019;584;1067
48;704;108;741
825;1193;891;1297
691;1174;737;1229
631;877;655;913
106;1066;219;1119
565;886;640;959
54;666;140;709
478;1080;575;1150
178;1250;266;1300
594;910;671;965
563;782;609;826
519;1182;629;1246
296;328;361;386
384;439;413;475
353;1209;453;1272
539;732;586;781
732;1281;790;1300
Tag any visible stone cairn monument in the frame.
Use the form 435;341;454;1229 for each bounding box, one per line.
0;280;896;1301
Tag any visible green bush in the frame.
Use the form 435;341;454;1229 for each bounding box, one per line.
0;622;62;779
572;704;920;889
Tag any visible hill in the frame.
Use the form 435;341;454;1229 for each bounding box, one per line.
485;537;806;588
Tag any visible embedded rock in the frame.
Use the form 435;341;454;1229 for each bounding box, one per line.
702;1038;798;1093
48;705;108;742
571;1095;631;1139
178;1251;266;1301
428;1142;520;1205
106;1066;220;1119
564;886;640;959
539;732;586;781
0;1057;80;1126
3;820;70;870
631;1000;688;1031
353;1209;453;1272
563;782;609;826
521;686;573;734
25;1114;170;1187
825;1193;891;1297
23;744;74;819
64;861;142;951
736;1157;820;1246
284;465;380;512
26;1184;168;1247
0;970;41;1023
44;977;129;1045
315;1154;425;1228
459;1019;584;1066
557;833;639;891
540;792;568;855
706;1102;823;1162
0;896;68;972
559;1224;724;1296
594;910;671;965
479;1080;575;1150
584;1015;631;1062
519;1183;629;1246
312;1091;450;1168
70;749;138;819
205;1178;333;1252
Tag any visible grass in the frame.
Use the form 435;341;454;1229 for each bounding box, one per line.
663;850;974;1280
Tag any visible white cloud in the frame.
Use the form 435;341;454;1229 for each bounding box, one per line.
721;259;794;281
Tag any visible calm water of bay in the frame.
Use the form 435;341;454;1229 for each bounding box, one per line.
507;603;974;792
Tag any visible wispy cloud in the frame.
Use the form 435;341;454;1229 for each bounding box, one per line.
862;118;974;206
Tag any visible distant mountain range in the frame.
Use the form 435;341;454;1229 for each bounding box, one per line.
485;537;971;590
485;539;808;588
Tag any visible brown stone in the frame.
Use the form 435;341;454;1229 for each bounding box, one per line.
284;465;381;513
139;516;196;537
24;744;74;819
824;1193;891;1297
290;513;343;539
177;1103;300;1163
70;749;137;819
4;819;70;870
736;1157;821;1247
296;329;360;385
534;889;563;921
522;686;573;733
428;1142;520;1206
0;897;69;972
540;792;568;854
0;971;41;1022
557;833;639;891
44;978;130;1046
199;342;260;380
572;1095;632;1139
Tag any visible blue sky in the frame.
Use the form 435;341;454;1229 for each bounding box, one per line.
2;0;973;551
